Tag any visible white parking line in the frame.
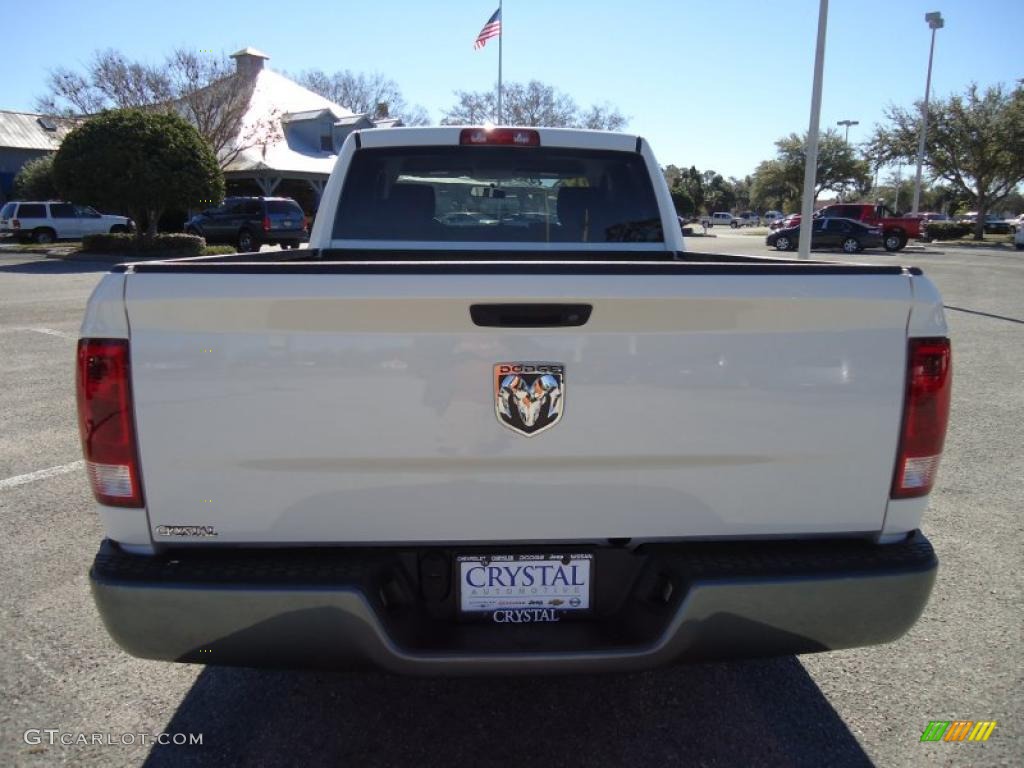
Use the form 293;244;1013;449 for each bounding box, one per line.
16;327;77;339
0;326;78;339
0;460;84;490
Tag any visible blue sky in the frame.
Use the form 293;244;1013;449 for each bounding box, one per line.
4;0;1020;178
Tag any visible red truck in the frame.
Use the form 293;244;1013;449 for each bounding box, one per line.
769;204;924;251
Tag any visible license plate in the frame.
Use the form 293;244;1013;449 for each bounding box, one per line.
282;219;293;228
457;553;592;621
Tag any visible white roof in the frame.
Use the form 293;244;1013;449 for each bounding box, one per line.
224;69;358;175
230;47;270;60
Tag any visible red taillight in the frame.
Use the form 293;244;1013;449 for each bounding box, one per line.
12;219;20;230
76;339;143;507
459;128;541;146
262;215;271;232
891;338;951;499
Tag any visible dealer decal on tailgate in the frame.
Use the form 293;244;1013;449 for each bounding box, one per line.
457;553;592;622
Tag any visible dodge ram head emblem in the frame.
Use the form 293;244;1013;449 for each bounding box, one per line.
494;363;565;437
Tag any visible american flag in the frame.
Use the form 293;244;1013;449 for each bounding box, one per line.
474;8;501;49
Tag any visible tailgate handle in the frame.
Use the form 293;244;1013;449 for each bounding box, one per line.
470;303;592;328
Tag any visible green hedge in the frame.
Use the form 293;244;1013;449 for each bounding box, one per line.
201;245;236;256
81;233;205;256
923;221;971;240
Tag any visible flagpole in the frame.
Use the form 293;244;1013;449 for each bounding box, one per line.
497;0;503;124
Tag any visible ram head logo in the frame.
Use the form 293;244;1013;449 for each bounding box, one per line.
494;363;565;436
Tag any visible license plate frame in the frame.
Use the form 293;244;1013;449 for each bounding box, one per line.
456;553;593;621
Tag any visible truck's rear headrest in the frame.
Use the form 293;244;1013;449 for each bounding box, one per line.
557;187;601;241
388;184;436;223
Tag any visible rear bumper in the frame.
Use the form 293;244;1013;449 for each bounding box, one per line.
90;533;937;675
264;229;305;241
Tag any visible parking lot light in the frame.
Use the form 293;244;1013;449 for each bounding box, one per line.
912;11;944;215
837;119;859;143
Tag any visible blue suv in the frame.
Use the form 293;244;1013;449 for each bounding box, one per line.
185;197;307;252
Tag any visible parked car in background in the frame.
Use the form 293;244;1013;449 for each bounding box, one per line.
770;213;800;231
816;203;924;251
1016;224;1024;249
710;212;740;228
185;196;307;252
441;211;500;227
957;213;1012;234
1009;214;1024;233
736;211;760;227
0;201;132;244
764;210;785;226
766;217;883;253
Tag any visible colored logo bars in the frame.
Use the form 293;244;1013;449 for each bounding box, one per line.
920;721;997;742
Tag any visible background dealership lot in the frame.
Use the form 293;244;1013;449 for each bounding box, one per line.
0;241;1020;767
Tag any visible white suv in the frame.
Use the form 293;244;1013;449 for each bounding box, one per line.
0;201;132;244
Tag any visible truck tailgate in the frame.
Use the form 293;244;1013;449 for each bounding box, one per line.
124;267;912;544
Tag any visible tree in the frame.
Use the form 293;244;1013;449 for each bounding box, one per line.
870;176;965;215
440;80;627;130
12;155;59;200
662;164;684;189
165;49;281;170
37;49;171;114
751;160;796;212
578;103;628;132
868;83;1024;239
702;170;736;213
37;48;281;170
729;176;753;211
676;166;705;214
751;159;800;212
295;69;430;125
998;189;1024;216
669;188;695;217
52;109;224;239
751;130;871;212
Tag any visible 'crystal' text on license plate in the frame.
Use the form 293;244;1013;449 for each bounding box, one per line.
457;553;592;615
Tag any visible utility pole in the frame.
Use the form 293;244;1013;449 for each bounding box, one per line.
797;0;829;260
911;11;944;215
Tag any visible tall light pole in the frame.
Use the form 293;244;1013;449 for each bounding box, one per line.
835;119;859;201
797;0;829;260
837;119;859;143
911;11;944;215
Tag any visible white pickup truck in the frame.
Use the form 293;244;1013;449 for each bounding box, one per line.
81;127;948;674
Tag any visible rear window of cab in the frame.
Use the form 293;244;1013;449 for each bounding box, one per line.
333;146;664;244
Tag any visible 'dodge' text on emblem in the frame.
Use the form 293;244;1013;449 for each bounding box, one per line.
493;362;565;437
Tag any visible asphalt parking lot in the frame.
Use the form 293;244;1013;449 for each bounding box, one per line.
0;243;1020;767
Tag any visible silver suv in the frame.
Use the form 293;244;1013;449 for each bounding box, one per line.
0;201;133;243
